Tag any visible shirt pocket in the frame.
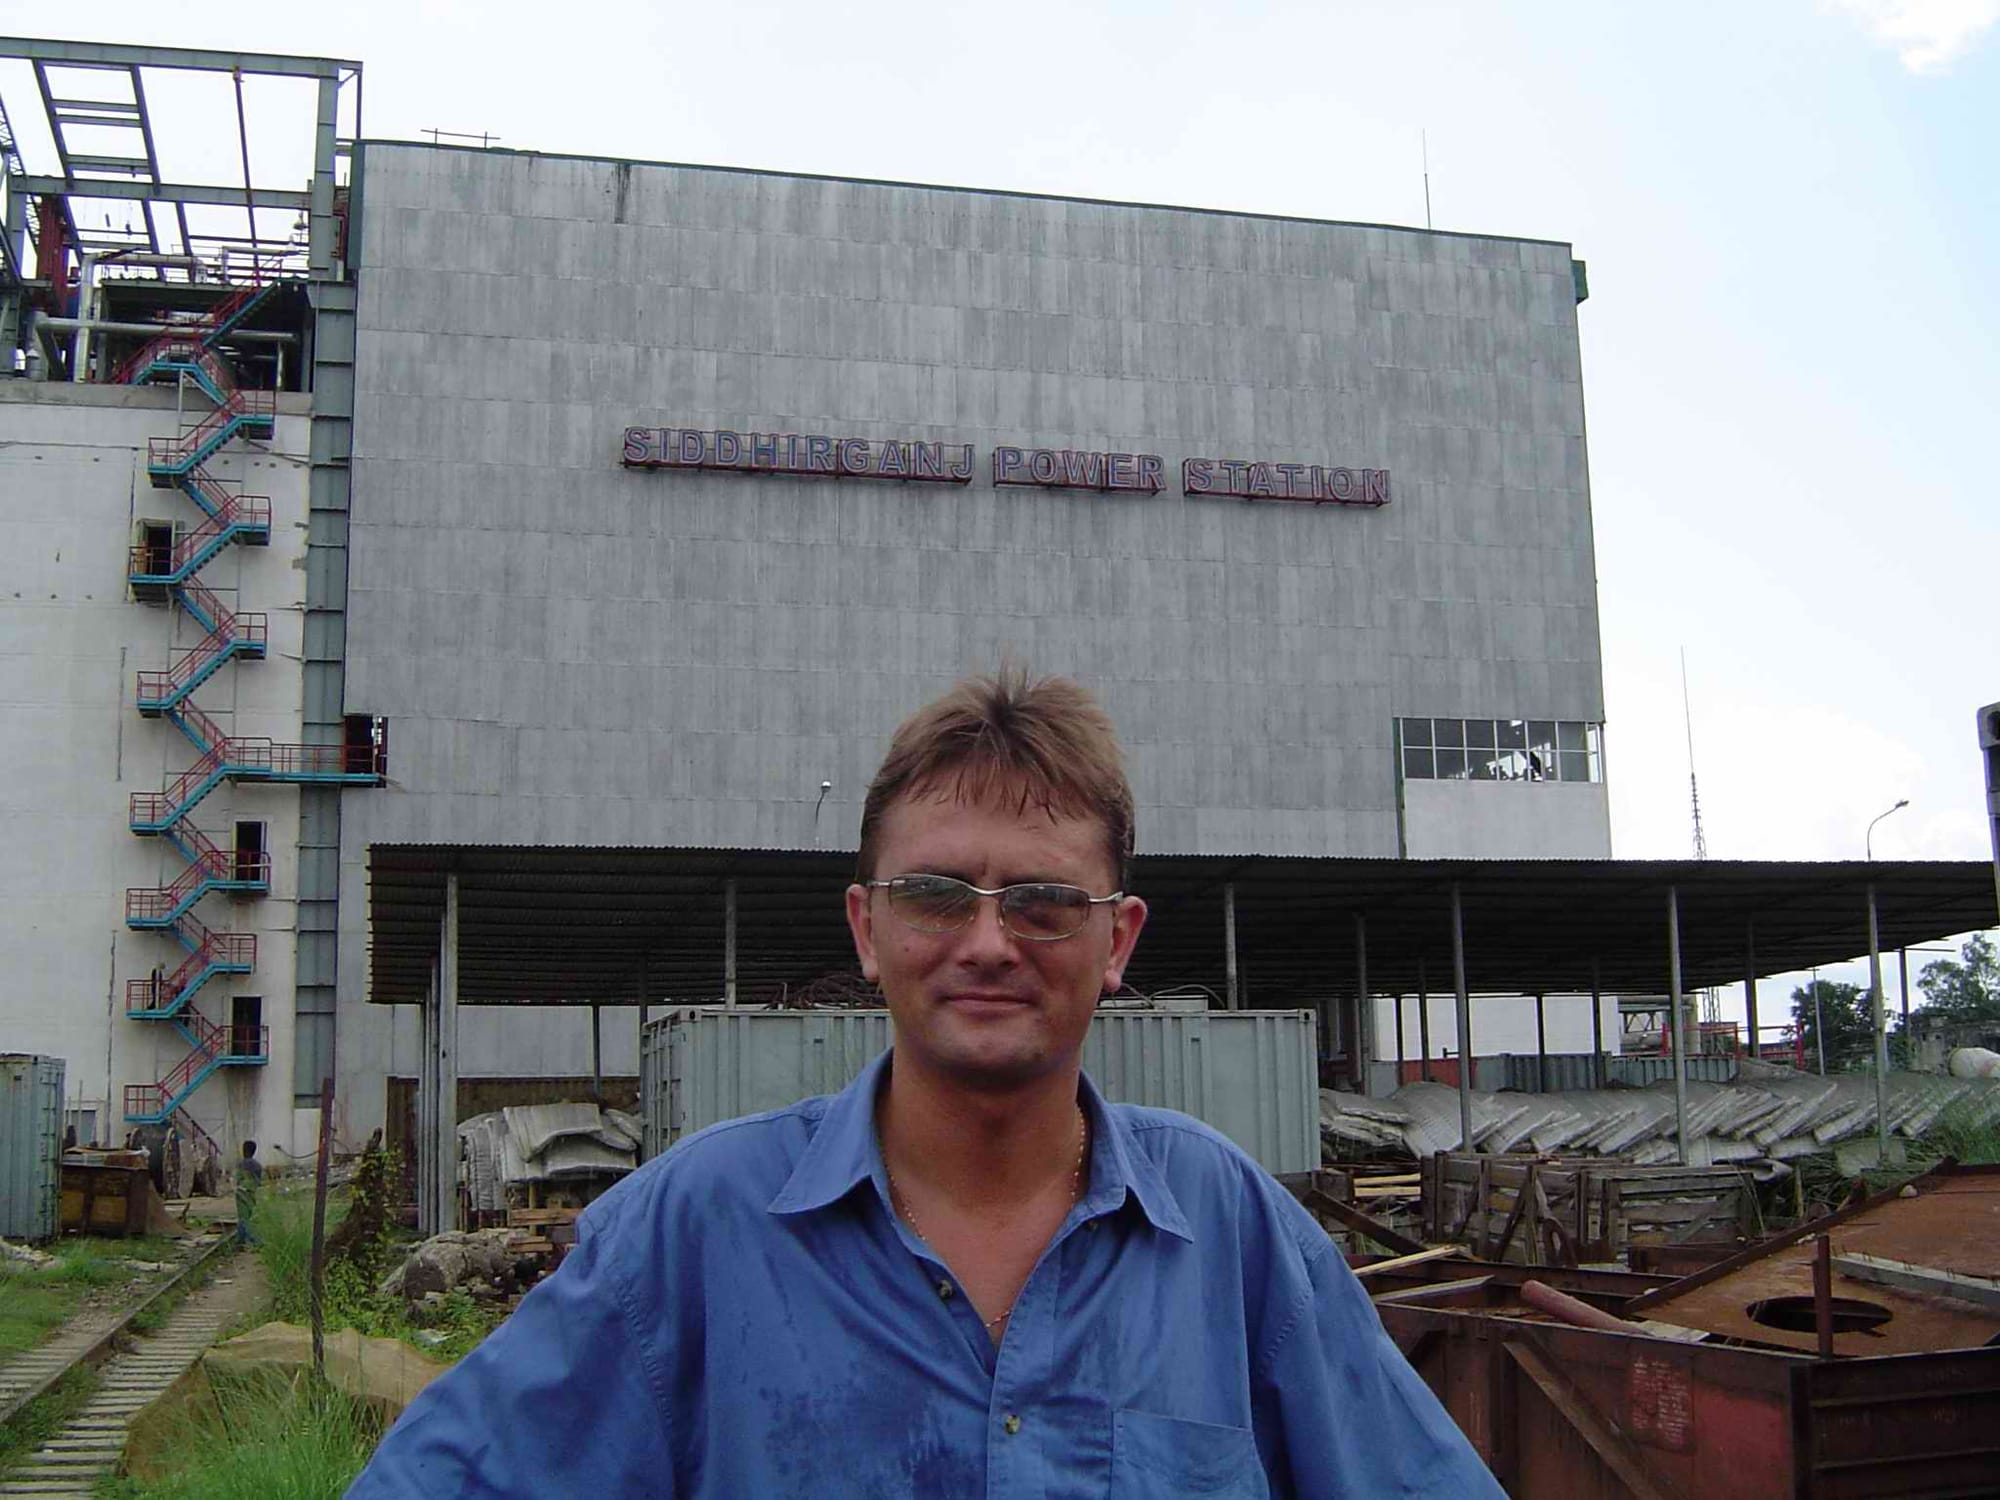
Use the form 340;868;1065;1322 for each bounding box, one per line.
1109;1409;1268;1498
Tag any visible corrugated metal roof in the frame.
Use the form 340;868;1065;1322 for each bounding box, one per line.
366;845;1997;1008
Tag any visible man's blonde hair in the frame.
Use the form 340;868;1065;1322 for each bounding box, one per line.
856;668;1134;888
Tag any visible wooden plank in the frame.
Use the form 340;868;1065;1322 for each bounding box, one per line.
1504;1340;1685;1500
1489;1161;1536;1263
1374;1275;1496;1305
1307;1189;1428;1256
507;1207;580;1227
1350;1244;1466;1279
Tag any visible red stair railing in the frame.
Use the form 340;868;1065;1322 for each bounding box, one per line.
131;744;227;827
146;391;276;472
110;284;265;387
124;926;256;1013
135;613;267;706
127;494;270;580
174;702;230;755
125;825;270;921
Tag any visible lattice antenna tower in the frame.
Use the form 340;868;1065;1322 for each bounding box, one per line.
1681;648;1708;861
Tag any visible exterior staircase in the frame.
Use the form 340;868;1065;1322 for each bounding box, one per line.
119;282;379;1130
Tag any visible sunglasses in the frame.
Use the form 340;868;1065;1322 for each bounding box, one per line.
865;874;1124;942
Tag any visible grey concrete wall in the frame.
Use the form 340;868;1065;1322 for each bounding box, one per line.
344;146;1600;853
335;146;1605;1124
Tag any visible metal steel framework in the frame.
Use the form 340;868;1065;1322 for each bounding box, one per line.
0;37;360;287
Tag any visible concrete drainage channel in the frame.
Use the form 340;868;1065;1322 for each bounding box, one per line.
0;1236;238;1497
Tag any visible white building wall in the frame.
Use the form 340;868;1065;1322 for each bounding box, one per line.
1372;991;1618;1063
1402;779;1611;859
0;380;313;1157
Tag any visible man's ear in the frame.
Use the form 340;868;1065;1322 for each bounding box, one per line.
845;883;881;984
1100;895;1148;994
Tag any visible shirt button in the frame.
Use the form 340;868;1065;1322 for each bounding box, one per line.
1003;1415;1022;1436
936;1281;954;1301
1085;1219;1099;1233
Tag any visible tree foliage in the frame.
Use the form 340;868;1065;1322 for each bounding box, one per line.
1915;934;2000;1026
1791;980;1878;1073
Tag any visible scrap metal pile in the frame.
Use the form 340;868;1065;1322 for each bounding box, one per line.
1321;1070;2000;1167
457;1102;643;1215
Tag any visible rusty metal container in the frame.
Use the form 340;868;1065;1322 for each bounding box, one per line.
1378;1294;2000;1497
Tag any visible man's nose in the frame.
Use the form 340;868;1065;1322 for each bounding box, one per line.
955;891;1019;962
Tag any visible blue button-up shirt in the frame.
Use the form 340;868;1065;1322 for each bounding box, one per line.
351;1053;1498;1497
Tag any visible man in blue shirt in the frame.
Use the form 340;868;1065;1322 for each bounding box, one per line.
352;669;1499;1496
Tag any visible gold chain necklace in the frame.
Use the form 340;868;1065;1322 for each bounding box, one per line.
887;1106;1089;1333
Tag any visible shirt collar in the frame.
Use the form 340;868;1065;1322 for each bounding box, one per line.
766;1047;1193;1243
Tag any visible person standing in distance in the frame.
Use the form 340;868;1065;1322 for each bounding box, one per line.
235;1140;262;1247
349;668;1499;1496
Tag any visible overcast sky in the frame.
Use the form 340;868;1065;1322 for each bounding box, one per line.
6;1;1995;1024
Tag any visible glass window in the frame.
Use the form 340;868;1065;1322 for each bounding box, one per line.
1400;718;1603;784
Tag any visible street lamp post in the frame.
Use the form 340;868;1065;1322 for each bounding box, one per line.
1865;798;1909;861
1863;798;1906;1169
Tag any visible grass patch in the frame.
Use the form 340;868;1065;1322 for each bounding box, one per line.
1792;1099;2000;1212
94;1368;381;1500
248;1177;500;1365
0;1243;147;1359
0;1363;99;1472
0;1237;206;1359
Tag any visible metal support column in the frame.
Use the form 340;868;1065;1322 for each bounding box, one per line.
1590;959;1605;1088
636;950;651;1134
1395;995;1407;1078
1352;913;1369;1087
590;1003;603;1104
1668;885;1691;1166
1534;993;1547;1093
416;965;435;1234
1450;883;1473;1152
1417;958;1432;1083
1868;883;1890;1166
430;873;460;1235
1223;882;1240;1011
1898;948;1911;1036
1744;921;1759;1065
307;75;340;279
724;877;738;1007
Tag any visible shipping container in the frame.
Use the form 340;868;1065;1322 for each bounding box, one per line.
641;1008;1319;1175
0;1054;65;1241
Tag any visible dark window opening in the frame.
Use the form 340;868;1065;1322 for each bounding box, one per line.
343;713;388;781
140;521;174;578
230;995;263;1059
233;820;266;884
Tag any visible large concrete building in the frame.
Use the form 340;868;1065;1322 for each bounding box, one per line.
2;40;1620;1161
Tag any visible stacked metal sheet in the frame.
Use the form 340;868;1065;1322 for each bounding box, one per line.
457;1103;640;1213
1321;1072;2000;1164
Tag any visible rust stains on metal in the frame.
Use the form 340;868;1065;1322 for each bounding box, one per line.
1630;1164;2000;1357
